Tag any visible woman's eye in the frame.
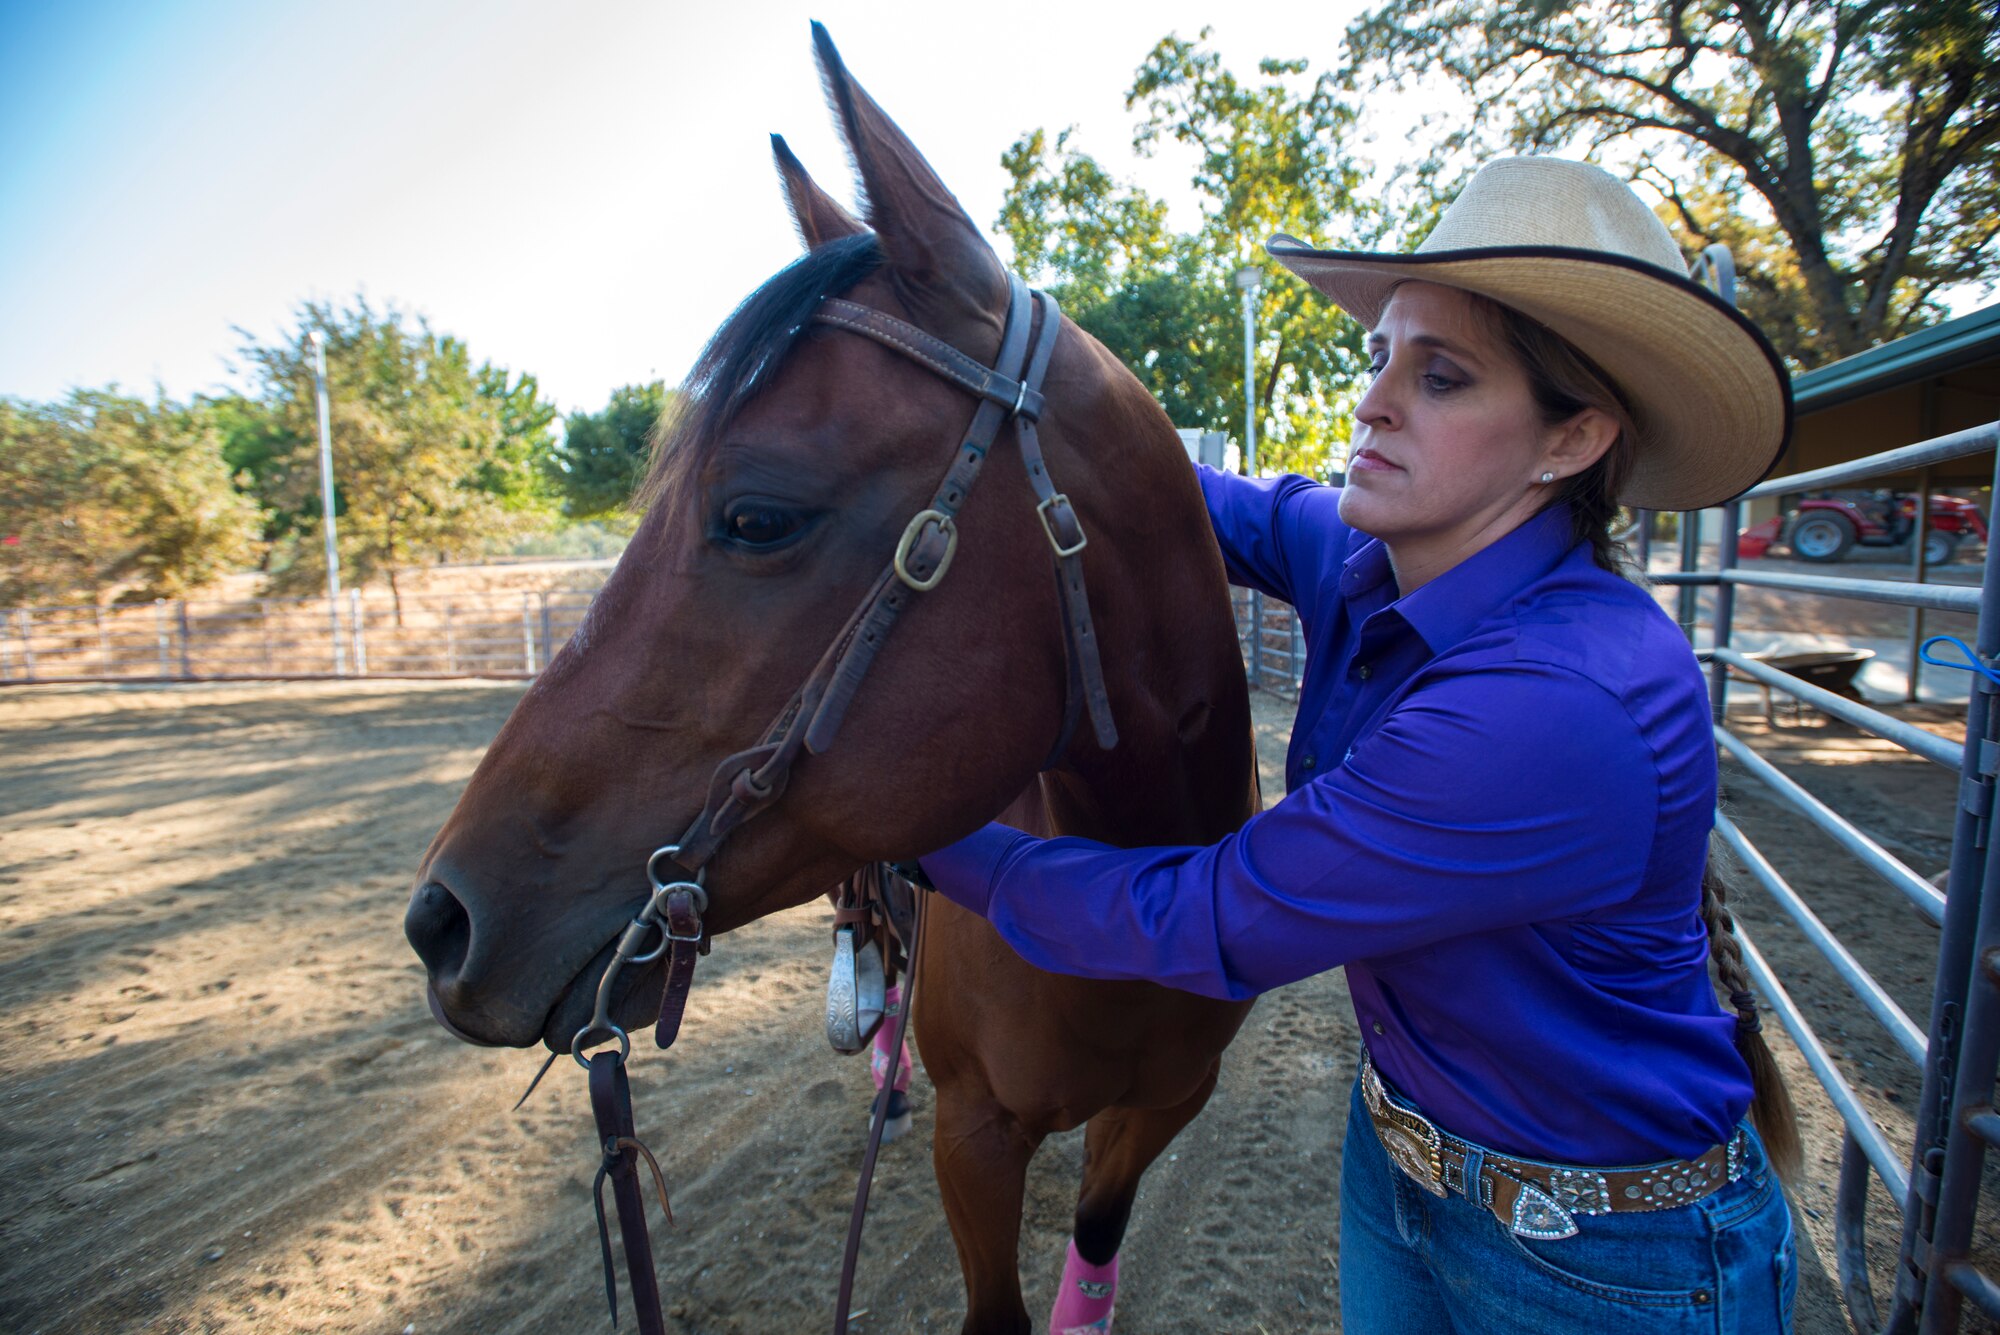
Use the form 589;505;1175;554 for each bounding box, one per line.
725;505;805;548
1421;372;1463;393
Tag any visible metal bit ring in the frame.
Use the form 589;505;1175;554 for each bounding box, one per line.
646;844;707;894
625;918;671;965
571;1022;632;1070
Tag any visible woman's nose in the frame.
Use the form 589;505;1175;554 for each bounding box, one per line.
1354;375;1398;431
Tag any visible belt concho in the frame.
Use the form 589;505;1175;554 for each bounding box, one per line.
1360;1050;1747;1241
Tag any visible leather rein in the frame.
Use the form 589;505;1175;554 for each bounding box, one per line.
566;273;1116;1334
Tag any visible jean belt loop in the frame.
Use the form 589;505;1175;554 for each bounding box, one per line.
1459;1146;1485;1203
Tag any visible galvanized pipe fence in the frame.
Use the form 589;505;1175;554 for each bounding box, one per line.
6;581;1308;695
0;587;601;683
1232;588;1306;699
1655;418;2000;1333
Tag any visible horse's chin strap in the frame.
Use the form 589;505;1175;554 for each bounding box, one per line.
574;274;1119;1335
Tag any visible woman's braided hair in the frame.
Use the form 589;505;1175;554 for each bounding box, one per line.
1466;292;1803;1180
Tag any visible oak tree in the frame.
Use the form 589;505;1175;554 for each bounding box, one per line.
1344;0;2000;365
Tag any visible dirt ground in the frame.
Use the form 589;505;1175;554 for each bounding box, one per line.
0;678;1977;1332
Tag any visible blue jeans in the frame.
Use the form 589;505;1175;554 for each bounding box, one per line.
1340;1076;1796;1333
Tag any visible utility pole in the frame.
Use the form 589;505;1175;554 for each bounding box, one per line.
1234;265;1263;476
309;330;347;674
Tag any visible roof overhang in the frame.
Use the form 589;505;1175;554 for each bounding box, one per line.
1794;303;2000;416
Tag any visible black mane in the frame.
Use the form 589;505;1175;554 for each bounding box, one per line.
639;232;884;504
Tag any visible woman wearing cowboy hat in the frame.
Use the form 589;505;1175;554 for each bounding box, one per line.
919;157;1801;1333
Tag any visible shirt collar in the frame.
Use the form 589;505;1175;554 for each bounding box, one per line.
1340;504;1582;655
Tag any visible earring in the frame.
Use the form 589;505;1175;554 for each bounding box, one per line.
1540;471;1555;484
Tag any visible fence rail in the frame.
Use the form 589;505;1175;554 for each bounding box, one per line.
1231;588;1305;699
0;588;600;684
5;581;1310;699
1673;417;2000;1334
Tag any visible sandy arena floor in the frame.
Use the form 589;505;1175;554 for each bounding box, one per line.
0;678;1970;1332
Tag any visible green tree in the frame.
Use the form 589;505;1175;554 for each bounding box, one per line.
238;298;559;619
0;389;262;605
1344;0;2000;366
998;32;1378;479
547;381;672;521
202;390;294;561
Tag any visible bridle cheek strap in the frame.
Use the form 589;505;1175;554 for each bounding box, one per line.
657;273;1117;915
806;275;1117;753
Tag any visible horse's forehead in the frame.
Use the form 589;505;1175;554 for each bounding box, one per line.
729;327;964;436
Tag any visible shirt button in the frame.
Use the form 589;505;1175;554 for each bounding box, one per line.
1372;1021;1385;1036
1302;754;1316;771
1356;664;1372;680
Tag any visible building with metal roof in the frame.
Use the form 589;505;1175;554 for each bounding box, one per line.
1768;302;2000;500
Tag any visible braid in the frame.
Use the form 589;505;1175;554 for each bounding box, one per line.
1701;835;1803;1181
1698;862;1759;1032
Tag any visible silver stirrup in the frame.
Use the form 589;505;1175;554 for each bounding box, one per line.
825;926;887;1053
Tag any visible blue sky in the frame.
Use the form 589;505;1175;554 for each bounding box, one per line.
0;0;1389;414
7;2;1987;417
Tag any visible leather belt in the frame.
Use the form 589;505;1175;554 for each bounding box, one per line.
1359;1049;1747;1241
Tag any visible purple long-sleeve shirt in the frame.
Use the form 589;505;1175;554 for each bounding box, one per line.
922;467;1752;1165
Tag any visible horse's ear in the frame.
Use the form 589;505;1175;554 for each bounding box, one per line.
810;22;1005;322
771;134;866;251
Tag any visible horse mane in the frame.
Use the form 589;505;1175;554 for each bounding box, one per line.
636;232;884;510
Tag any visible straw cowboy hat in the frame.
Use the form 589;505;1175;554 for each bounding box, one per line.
1267;157;1791;512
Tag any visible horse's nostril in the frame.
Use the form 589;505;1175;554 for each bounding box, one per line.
406;879;472;981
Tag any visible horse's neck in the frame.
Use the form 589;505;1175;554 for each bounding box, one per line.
1038;379;1261;847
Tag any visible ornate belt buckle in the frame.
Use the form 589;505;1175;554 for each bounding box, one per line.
1363;1058;1447;1197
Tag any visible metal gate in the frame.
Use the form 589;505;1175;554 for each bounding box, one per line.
1655;416;2000;1332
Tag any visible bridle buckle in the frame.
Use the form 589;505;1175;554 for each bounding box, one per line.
1036;493;1088;559
893;508;959;591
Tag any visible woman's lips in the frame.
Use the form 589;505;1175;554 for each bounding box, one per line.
1350;448;1402;473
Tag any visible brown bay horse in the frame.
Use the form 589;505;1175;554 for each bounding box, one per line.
406;26;1259;1332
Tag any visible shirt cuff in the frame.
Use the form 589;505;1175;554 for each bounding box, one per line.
918;823;1028;918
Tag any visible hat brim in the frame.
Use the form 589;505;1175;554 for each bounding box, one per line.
1266;237;1792;511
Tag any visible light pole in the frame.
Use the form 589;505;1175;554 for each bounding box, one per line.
309;330;346;674
1234;265;1263;476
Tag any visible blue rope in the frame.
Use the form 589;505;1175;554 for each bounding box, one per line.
1918;635;2000;688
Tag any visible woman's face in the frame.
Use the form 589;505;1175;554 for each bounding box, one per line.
1338;282;1586;586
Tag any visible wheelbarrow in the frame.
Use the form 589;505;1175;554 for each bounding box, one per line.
1727;646;1875;724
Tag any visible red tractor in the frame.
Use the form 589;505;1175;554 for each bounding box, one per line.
1740;492;1989;565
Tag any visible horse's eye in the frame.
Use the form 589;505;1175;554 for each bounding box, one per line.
726;504;805;549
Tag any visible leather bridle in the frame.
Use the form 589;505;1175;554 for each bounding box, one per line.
567;272;1117;1334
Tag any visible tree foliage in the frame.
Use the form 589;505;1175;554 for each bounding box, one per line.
1344;0;2000;366
0;390;263;605
999;33;1381;479
548;381;673;522
236;298;559;614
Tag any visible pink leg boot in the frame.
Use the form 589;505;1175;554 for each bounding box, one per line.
868;984;914;1142
869;985;913;1094
1049;1238;1118;1334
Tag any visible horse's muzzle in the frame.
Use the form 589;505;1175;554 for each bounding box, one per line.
426;983;502;1046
